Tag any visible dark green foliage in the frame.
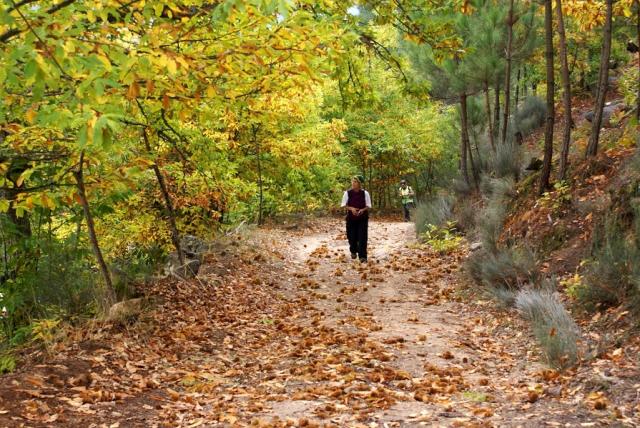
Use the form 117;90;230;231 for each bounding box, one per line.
111;244;166;300
516;287;579;369
0;233;100;340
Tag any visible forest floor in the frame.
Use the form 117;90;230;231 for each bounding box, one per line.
0;218;638;427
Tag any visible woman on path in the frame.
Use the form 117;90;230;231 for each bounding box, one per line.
340;176;371;262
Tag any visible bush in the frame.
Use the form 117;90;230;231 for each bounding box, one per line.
514;96;546;137
516;287;579;369
453;197;477;233
476;177;514;252
414;195;453;235
579;216;640;311
466;246;537;301
490;142;522;180
420;222;463;254
0;234;100;341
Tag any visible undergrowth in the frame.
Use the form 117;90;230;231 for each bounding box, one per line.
516;287;579;369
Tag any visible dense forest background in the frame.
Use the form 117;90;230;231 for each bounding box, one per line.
2;0;640;379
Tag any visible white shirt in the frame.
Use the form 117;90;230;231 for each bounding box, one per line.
341;190;372;208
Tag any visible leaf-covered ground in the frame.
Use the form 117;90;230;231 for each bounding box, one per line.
0;219;638;427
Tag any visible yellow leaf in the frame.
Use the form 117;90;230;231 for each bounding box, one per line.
25;108;37;124
127;81;140;99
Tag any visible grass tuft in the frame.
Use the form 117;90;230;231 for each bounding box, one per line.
414;195;454;236
516;287;579;369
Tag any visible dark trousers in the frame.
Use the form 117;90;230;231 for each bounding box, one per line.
402;203;411;221
346;217;368;260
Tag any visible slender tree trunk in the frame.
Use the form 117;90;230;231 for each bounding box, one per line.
467;135;480;189
539;0;555;194
143;130;184;265
484;81;496;152
502;0;515;145
72;151;115;305
515;68;521;114
586;0;613;157
636;0;640;122
557;0;573;180
460;93;471;186
494;79;501;140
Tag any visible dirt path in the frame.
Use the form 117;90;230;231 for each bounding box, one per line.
0;218;625;427
264;219;611;426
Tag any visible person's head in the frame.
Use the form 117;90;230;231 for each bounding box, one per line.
351;175;364;190
400;179;407;188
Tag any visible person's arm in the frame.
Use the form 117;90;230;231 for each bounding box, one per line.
358;191;372;215
340;191;348;208
408;186;414;196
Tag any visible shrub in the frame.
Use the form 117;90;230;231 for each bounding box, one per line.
0;234;100;341
579;216;640;311
420;222;463;254
453;197;477;233
475;177;514;252
540;181;572;212
514;96;547;137
516;287;579;369
414;195;454;235
466;246;537;300
490;142;522;179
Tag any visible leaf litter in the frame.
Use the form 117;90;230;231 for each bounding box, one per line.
0;219;638;426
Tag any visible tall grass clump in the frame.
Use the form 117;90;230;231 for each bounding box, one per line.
490;142;522;180
516;287;580;369
514;96;547;136
467;246;538;305
465;177;538;305
578;214;640;311
415;195;453;236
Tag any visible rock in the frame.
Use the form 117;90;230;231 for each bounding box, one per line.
469;242;482;252
584;101;627;127
107;297;146;323
164;235;208;279
165;252;201;279
525;157;543;171
180;234;208;259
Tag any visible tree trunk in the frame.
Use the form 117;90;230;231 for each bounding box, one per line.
586;0;613;157
515;68;521;114
494;79;501;140
501;0;515;145
142;130;184;265
557;0;573;180
72;152;116;305
539;0;555;195
636;0;640;122
255;136;264;225
459;93;471;186
484;81;496;152
467;134;480;189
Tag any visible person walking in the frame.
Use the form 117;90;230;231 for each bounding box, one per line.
399;179;415;221
340;175;371;262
